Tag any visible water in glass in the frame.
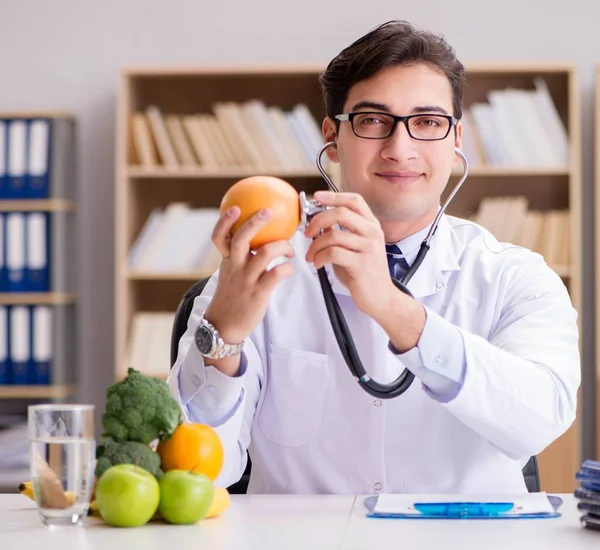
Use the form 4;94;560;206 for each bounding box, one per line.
28;404;95;526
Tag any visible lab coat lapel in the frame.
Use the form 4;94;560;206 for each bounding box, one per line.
309;215;461;299
404;215;461;299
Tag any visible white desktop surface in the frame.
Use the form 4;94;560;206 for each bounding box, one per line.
0;493;597;549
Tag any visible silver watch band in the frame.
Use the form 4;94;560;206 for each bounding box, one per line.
195;316;244;359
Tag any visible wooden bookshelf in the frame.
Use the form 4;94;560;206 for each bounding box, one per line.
115;63;582;493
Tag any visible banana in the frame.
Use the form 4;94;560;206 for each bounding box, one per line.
18;481;34;501
19;480;78;507
88;500;100;517
206;487;231;519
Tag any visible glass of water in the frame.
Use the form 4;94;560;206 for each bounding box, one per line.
28;404;96;526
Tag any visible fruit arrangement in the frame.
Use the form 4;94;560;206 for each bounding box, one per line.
19;368;231;527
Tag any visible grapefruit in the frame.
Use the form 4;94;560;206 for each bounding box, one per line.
219;175;301;249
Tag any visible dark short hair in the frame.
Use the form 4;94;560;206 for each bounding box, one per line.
319;20;466;123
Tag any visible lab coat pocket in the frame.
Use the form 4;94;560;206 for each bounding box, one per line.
258;344;331;448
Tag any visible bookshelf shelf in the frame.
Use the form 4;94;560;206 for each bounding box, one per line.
458;165;570;177
127;271;212;281
0;384;75;399
115;63;581;494
0;199;77;212
0;293;76;306
127;167;322;179
127;165;569;179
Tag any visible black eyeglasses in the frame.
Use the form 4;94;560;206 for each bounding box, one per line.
335;111;457;141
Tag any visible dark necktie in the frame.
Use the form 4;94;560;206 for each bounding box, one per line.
386;244;409;280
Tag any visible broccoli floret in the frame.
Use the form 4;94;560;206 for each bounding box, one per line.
95;437;163;480
102;368;182;444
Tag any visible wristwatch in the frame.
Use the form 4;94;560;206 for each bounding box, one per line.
194;315;244;359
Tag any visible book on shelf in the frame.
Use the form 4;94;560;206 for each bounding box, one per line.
125;311;174;378
470;196;570;273
463;77;569;168
128;77;568;172
128;203;222;274
129;100;328;172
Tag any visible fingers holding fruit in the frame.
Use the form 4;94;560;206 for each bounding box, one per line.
205;177;300;343
219;175;301;252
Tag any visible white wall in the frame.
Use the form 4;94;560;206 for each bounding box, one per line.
0;0;595;455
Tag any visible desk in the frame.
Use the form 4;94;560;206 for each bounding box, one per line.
0;493;596;549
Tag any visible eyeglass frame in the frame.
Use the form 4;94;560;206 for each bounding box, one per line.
334;111;458;141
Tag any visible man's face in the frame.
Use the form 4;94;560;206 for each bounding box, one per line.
323;63;462;225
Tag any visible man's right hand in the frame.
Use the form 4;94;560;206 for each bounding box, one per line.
201;206;295;375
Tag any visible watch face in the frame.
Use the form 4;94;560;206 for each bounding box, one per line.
195;325;214;355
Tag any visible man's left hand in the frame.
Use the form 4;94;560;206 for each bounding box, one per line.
304;191;398;317
304;190;426;352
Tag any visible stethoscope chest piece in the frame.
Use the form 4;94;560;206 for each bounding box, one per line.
299;191;334;231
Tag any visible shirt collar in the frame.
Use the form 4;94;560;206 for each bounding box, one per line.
387;223;432;266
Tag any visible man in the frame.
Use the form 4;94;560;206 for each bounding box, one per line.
167;20;580;495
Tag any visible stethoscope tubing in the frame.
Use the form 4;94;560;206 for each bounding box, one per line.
312;142;469;399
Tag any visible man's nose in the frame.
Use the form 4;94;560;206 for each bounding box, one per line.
380;121;419;161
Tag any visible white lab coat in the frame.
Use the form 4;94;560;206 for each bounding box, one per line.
167;214;580;495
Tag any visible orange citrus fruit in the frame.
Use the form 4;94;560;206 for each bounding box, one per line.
157;423;224;481
219;175;301;249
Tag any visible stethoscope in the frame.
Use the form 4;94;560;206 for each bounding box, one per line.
299;142;469;399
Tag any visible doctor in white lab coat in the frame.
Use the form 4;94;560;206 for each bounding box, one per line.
167;20;580;495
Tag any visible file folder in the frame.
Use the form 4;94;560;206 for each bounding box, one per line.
27;119;50;198
26;212;49;292
7;120;28;199
0;120;6;198
32;306;52;385
0;307;7;384
6;213;26;292
363;492;563;519
9;306;30;385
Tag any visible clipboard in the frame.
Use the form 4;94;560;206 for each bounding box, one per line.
363;493;563;520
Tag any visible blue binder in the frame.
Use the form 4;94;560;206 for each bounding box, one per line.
0;213;6;293
31;305;52;385
363;494;563;520
26;212;50;292
5;212;27;292
0;119;7;199
8;305;30;385
26;119;50;199
0;306;7;384
6;119;28;199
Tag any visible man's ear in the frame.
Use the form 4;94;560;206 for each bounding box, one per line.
453;120;463;169
454;120;463;150
322;117;339;163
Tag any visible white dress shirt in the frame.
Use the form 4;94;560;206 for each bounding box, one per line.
167;214;580;495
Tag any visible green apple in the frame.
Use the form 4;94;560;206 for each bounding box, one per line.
158;469;215;525
95;464;160;527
